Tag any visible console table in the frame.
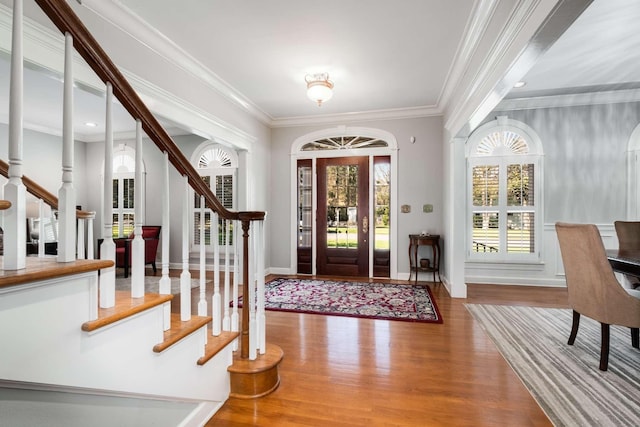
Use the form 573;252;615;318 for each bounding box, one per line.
409;234;440;283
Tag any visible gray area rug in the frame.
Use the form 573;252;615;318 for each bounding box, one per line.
115;276;203;294
466;304;640;427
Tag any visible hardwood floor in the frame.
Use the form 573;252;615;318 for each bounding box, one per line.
175;275;569;426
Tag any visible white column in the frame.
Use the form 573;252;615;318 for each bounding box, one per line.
3;0;26;270
159;152;172;330
130;120;145;298
180;176;192;321
197;196;207;317
99;83;116;309
447;137;468;298
57;32;77;263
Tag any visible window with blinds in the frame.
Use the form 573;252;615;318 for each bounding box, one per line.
112;177;135;238
192;145;237;250
467;117;542;261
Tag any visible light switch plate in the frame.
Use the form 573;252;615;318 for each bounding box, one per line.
423;204;433;213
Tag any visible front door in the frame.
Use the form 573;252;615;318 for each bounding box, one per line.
317;156;369;276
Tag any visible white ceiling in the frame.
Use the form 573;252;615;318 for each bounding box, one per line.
1;0;639;141
506;0;640;99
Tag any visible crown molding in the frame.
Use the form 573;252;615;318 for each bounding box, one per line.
271;105;442;128
437;0;499;112
70;1;458;129
0;4;255;150
443;0;555;136
76;0;273;126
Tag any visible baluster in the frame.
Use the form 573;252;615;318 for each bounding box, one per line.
222;219;231;331
212;211;221;336
36;198;46;257
256;219;266;354
58;32;76;263
159;152;171;330
180;175;192;321
76;217;85;259
3;0;26;271
231;219;240;351
198;196;207;317
249;221;257;360
99;82;116;309
86;213;94;259
130;120;144;298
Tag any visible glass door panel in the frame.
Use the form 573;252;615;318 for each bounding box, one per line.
317;156;369;277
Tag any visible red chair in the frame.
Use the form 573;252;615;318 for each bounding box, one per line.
114;226;161;278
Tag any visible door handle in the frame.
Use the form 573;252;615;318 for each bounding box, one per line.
362;216;368;233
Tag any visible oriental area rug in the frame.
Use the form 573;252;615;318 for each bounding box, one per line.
466;304;640;427
238;278;442;323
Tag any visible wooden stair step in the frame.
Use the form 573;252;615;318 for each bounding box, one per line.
82;291;173;332
153;313;212;353
198;331;239;366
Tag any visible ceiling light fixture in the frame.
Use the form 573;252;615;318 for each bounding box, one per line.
84;122;98;127
513;81;526;88
305;73;334;106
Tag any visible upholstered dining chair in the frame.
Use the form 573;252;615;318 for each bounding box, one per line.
555;222;640;371
614;220;640;288
114;225;161;278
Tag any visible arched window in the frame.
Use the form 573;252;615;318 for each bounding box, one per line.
192;143;238;250
466;116;543;262
112;145;137;238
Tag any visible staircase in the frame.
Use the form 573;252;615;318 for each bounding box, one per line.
0;0;281;424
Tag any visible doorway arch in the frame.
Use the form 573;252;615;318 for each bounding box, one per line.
290;126;399;279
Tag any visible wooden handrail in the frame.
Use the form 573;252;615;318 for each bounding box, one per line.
0;200;11;210
0;159;94;219
35;0;264;223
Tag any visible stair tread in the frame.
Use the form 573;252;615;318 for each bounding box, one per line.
82;291;173;332
198;331;239;365
228;343;284;374
153;313;212;353
1;258;112;289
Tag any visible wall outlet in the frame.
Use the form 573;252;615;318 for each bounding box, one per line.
423;204;433;213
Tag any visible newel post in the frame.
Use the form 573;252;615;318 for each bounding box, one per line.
240;219;251;359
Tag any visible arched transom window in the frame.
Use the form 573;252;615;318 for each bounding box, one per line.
301;136;388;151
466;116;543;262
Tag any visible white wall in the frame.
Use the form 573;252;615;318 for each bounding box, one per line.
0;124;89;209
269;116;443;277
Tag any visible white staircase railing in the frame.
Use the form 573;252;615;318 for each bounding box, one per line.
7;0;268;363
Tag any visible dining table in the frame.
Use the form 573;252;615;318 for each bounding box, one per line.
606;249;640;276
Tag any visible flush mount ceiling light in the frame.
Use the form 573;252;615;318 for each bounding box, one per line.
305;73;334;106
513;81;526;88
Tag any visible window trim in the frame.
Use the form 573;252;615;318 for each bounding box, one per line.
466;116;544;263
190;142;238;252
